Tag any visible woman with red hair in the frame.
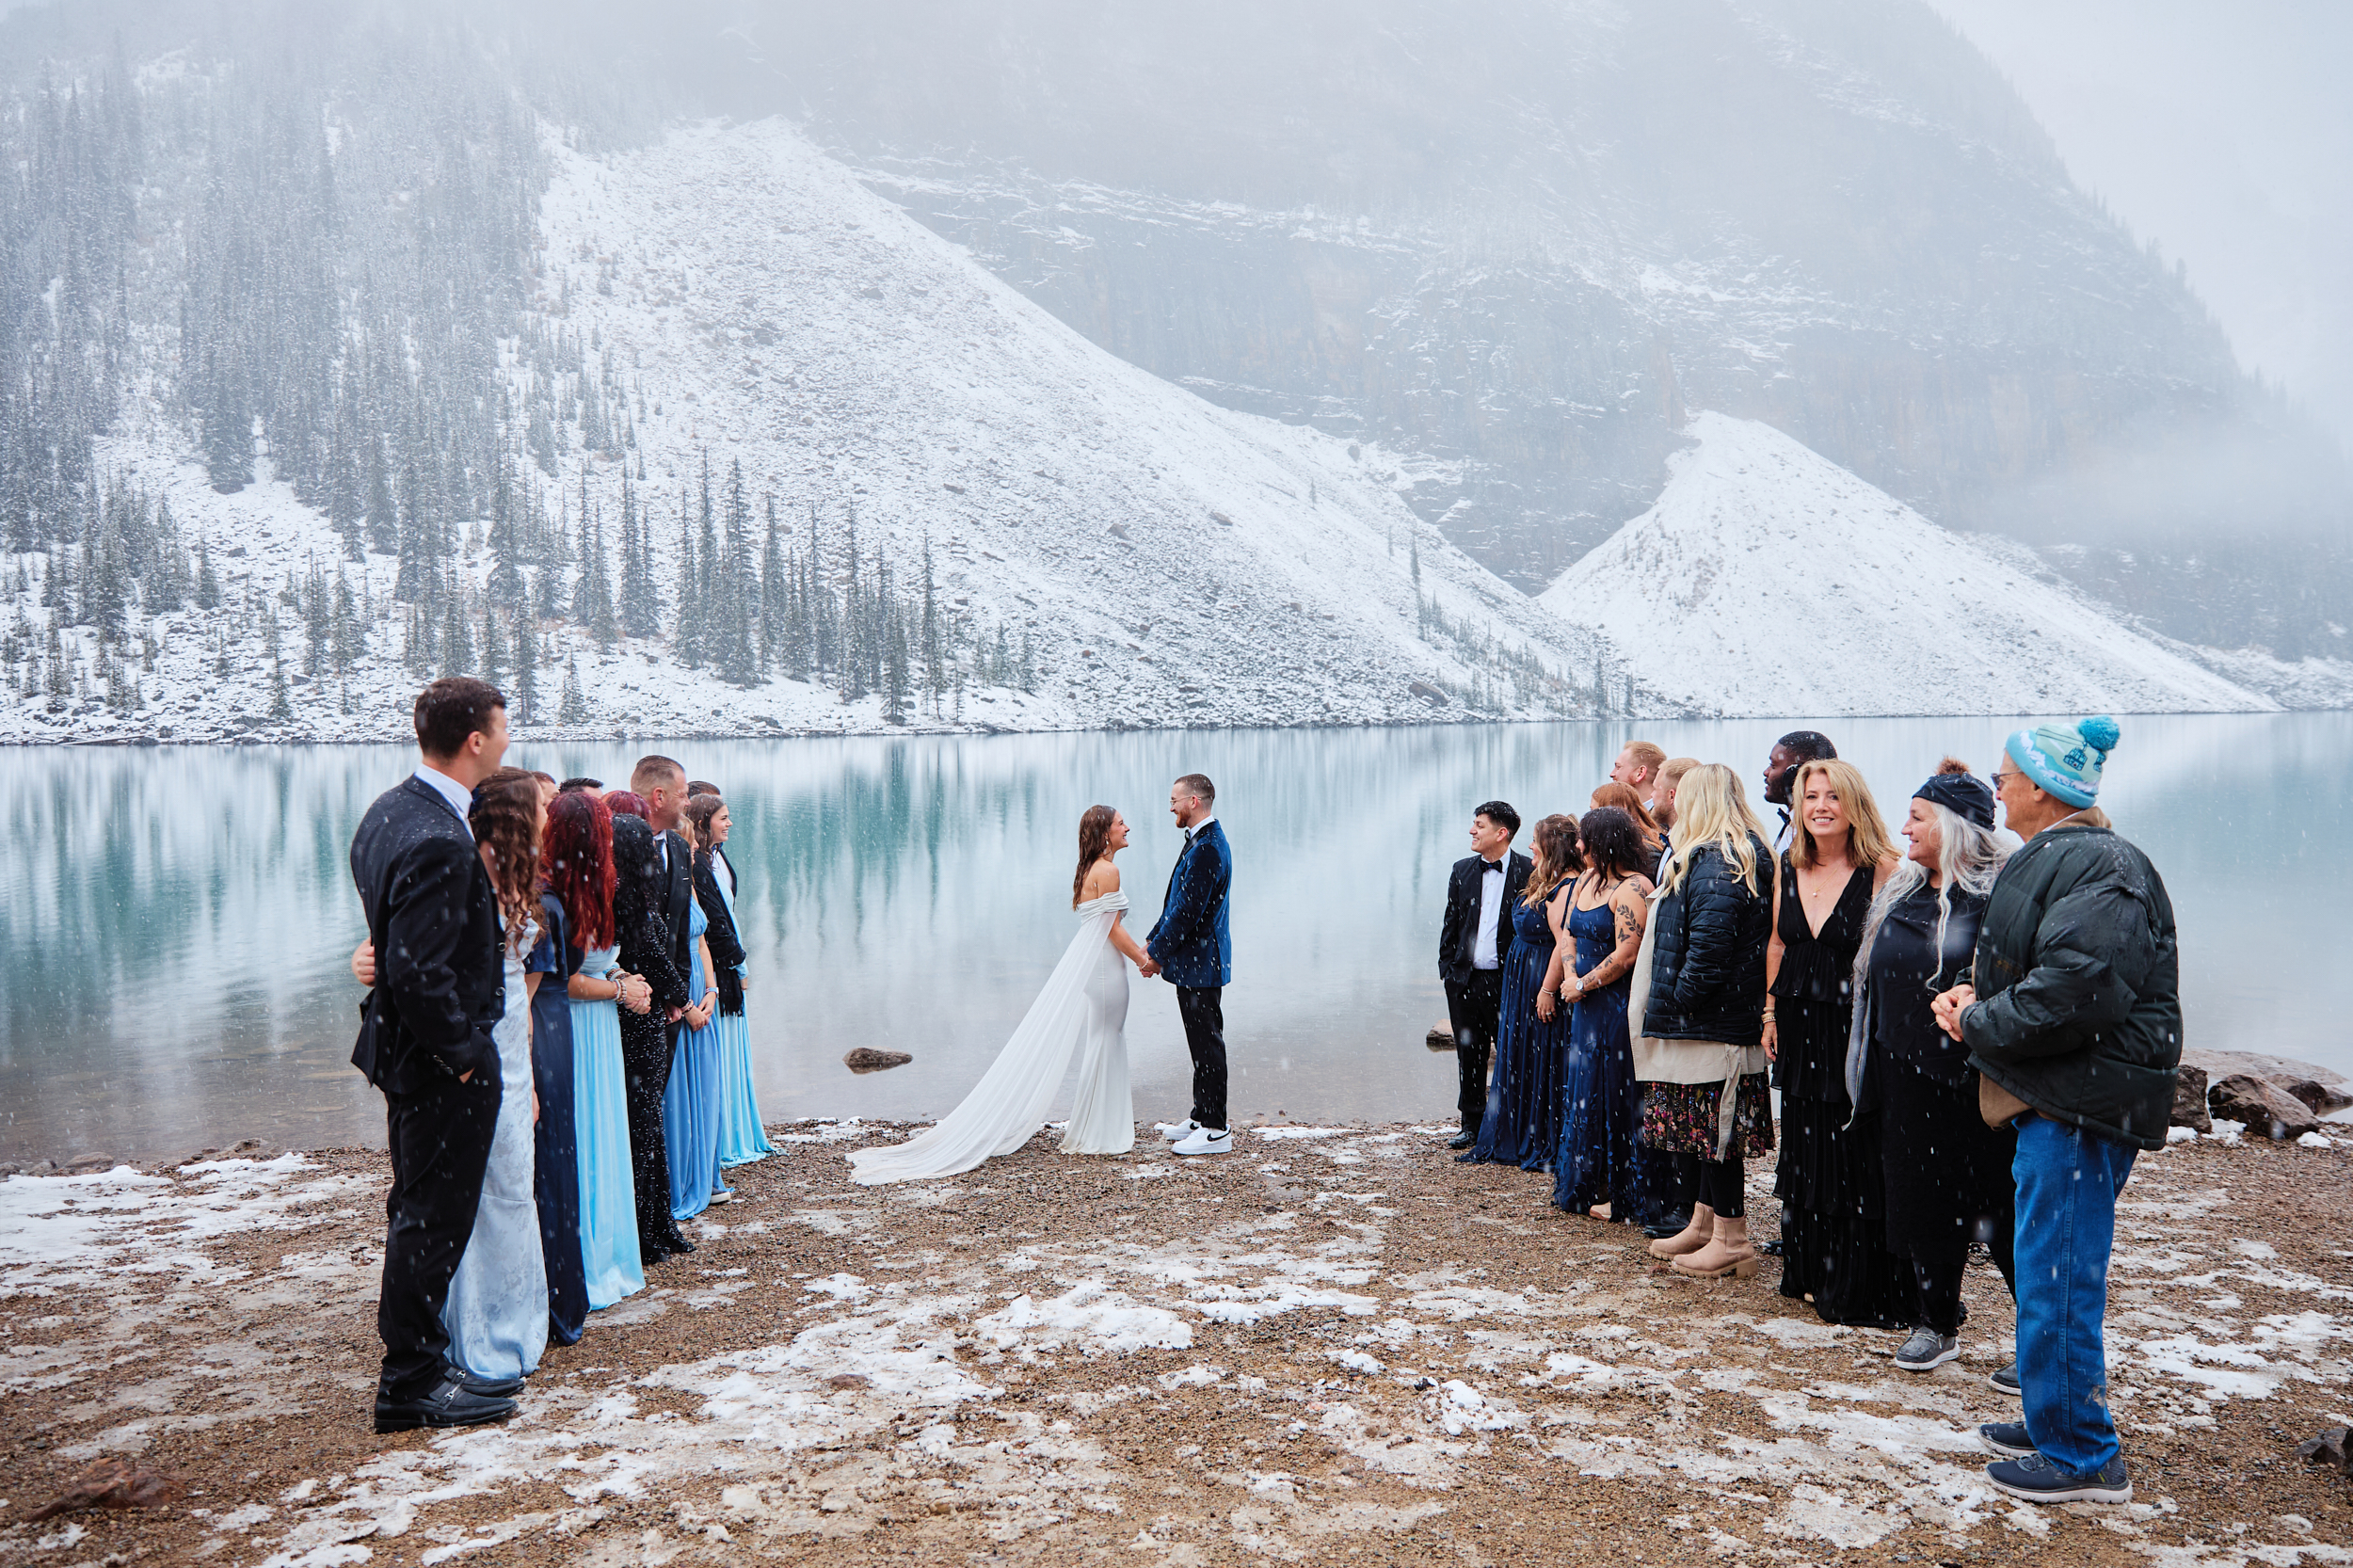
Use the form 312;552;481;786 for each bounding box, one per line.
550;789;648;1311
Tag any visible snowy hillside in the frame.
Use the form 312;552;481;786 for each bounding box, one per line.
0;119;1607;745
1538;413;2272;717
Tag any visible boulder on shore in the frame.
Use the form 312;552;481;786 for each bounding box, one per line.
843;1048;913;1074
1426;1022;1455;1052
2281;1078;2353;1116
2171;1064;2212;1133
2209;1074;2321;1141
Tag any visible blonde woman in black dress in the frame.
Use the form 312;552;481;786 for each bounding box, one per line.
1765;760;1909;1326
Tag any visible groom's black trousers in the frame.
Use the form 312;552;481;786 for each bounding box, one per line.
1176;985;1228;1131
1445;970;1503;1135
378;1069;501;1399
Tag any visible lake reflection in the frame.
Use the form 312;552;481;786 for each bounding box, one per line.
2;713;2345;1161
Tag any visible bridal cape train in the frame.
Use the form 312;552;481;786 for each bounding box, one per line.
848;892;1135;1184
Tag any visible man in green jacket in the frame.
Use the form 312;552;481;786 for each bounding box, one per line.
1930;714;2178;1507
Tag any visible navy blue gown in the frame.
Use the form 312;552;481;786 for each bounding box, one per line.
1553;892;1646;1220
1461;889;1571;1168
527;892;588;1346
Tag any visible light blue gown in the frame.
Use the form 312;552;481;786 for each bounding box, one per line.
711;866;773;1167
570;943;646;1310
664;896;727;1220
442;922;550;1378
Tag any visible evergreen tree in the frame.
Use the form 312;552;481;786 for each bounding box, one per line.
515;612;538;725
480;604;507;690
328;421;362;560
440;584;472;677
919;534;943;715
204;366;254;493
264;602;292;718
363;439;396;555
883;607;911;725
714;457;757;685
617;478;660;637
673;494;704;664
195;537;220;610
760;497;786;672
587;512;616;649
486;457;525;609
558;653;588;723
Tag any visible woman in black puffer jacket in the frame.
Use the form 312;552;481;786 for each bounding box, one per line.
1636;762;1775;1279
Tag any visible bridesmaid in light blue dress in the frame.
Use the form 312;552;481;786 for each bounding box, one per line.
547;788;644;1313
687;795;772;1168
443;773;551;1381
664;873;727;1221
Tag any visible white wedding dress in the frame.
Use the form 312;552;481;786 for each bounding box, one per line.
442;918;550;1378
848;892;1135;1184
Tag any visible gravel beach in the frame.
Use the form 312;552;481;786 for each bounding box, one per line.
3;1119;2348;1567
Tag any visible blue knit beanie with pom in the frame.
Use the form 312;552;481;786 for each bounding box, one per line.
2005;715;2121;808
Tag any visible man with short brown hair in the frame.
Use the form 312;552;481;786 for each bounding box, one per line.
631;754;696;992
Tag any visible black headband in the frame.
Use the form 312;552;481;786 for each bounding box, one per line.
1914;772;1994;830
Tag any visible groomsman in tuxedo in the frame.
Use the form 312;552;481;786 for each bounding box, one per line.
631;755;697;986
1148;773;1234;1157
348;677;519;1433
1437;801;1529;1150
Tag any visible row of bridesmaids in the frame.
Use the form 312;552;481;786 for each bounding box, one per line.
360;766;773;1388
1459;754;2019;1368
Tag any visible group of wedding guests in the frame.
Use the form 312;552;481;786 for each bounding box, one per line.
349;677;771;1433
1442;721;2181;1506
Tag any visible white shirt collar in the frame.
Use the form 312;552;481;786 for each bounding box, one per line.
412;763;475;838
1185;815;1217;840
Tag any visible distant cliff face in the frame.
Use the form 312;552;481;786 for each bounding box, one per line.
753;0;2348;653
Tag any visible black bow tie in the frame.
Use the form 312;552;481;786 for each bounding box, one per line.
1483;859;1505;873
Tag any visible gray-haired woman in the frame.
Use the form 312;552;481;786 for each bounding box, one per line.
1847;760;2016;1375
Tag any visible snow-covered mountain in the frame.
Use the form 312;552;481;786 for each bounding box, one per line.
1;119;1604;744
1538;413;2298;716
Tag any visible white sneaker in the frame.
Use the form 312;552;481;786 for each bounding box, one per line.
1156;1119;1202;1141
1172;1128;1232;1157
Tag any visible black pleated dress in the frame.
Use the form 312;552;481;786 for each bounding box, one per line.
1770;858;1913;1328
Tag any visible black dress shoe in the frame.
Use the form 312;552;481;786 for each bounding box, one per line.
1447;1130;1478;1150
375;1374;517;1434
1759;1238;1785;1257
1642;1208;1693;1240
662;1229;696;1256
447;1365;524;1398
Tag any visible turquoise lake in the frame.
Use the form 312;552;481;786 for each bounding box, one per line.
2;713;2344;1161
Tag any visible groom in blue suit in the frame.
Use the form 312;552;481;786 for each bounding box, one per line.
1146;772;1233;1156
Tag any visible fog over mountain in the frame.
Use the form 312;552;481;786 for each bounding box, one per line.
1;0;2345;742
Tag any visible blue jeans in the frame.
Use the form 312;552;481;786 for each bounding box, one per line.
2011;1114;2137;1475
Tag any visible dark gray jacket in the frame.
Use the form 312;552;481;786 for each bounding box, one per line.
1963;822;2182;1151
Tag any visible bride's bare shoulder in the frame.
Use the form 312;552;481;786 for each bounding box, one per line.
1080;859;1122;899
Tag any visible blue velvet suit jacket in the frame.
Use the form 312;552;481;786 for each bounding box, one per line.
1146;821;1232;989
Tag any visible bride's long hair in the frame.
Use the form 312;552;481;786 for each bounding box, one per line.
1073;804;1117;907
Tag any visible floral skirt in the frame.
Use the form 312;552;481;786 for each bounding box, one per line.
1641;1072;1774;1160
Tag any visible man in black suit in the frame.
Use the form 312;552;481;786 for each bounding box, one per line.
632;755;698;990
1436;801;1529;1150
348;677;518;1433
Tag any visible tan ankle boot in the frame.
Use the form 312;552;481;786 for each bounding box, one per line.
1648;1204;1716;1259
1672;1213;1760;1278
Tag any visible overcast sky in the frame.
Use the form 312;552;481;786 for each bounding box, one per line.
1929;0;2353;454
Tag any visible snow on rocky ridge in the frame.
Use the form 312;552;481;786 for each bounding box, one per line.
1540;412;2287;717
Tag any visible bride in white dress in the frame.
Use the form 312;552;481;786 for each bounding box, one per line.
849;806;1157;1185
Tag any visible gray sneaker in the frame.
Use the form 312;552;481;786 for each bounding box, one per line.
1989;1360;2021;1397
1977;1421;2035;1460
1894;1327;1961;1372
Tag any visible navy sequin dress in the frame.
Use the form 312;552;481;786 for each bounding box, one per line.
1553;890;1645;1219
1461;889;1572;1168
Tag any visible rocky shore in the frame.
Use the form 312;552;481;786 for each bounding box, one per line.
3;1118;2350;1568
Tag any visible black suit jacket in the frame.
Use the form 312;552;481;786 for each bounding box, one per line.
349;776;504;1096
693;847;747;1017
660;828;695;984
1438;850;1533;989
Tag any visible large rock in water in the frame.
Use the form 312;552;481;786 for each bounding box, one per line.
2209;1075;2321;1140
2170;1065;2212;1133
2281;1078;2353;1116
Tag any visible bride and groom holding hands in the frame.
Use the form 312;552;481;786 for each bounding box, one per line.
846;773;1235;1184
